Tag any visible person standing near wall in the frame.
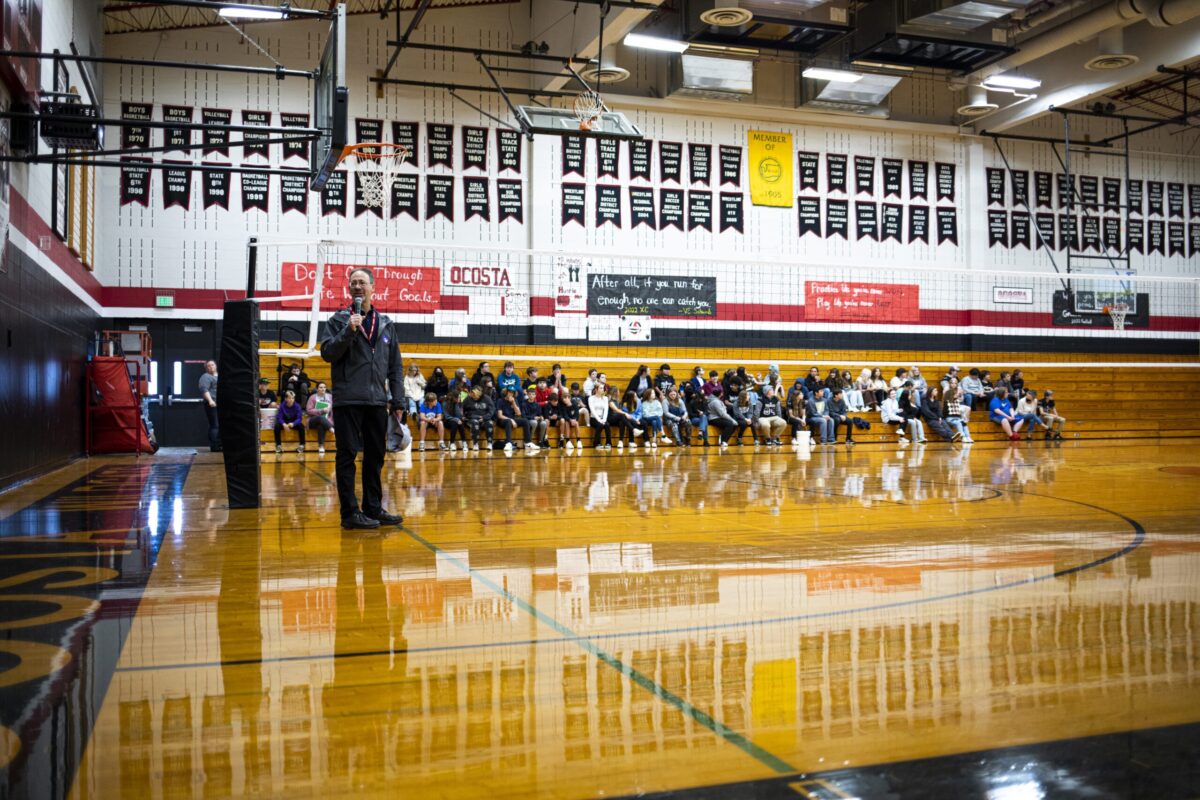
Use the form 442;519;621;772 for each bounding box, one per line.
320;268;405;531
199;360;221;452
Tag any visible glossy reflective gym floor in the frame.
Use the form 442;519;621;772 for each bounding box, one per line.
2;442;1199;799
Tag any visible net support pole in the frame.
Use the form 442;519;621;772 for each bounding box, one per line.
308;242;327;353
246;236;258;299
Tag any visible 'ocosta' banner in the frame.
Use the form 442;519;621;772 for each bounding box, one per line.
747;130;793;208
587;273;717;317
281;263;441;313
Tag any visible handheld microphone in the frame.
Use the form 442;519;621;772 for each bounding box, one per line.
353;296;363;315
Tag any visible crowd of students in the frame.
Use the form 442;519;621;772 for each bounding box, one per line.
375;360;1067;453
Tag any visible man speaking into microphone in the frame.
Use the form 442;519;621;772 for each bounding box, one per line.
320;267;405;530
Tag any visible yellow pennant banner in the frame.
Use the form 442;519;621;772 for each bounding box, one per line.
748;129;793;208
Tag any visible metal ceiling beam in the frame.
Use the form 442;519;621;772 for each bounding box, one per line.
104;0;333;20
383;39;579;63
0;49;314;79
380;0;434;78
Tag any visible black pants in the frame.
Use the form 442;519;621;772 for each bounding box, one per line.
307;415;333;445
467;419;493;444
590;418;612;446
495;417;515;443
204;404;220;451
335;405;388;521
275;422;306;446
445;418;464;443
832;416;854;442
709;416;737;443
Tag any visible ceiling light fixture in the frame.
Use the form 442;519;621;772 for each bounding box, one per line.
802;67;863;83
624;33;690;53
218;5;286;20
982;73;1041;90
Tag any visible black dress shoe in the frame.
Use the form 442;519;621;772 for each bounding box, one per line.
342;512;381;530
367;509;404;526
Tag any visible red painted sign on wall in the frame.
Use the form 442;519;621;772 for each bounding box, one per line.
804;281;919;323
281;262;441;313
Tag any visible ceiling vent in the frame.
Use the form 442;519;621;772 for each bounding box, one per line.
799;72;901;118
852;0;1017;71
580;46;631;83
699;0;754;27
668;52;755;101
1085;27;1139;71
956;85;998;115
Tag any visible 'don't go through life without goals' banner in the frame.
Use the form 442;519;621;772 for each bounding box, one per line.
281;262;441;313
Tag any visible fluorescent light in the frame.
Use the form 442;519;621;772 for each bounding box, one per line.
624;33;690;53
803;67;863;83
218;6;286;20
982;73;1041;90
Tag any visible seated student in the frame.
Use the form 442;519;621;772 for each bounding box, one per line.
978;370;995;402
869;367;888;408
1009;369;1026;400
654;364;676;395
898;385;928;443
988;387;1024;441
548;363;569;393
533;377;553;405
787;377;808;406
687;366;706;394
568;382;590;428
683;384;710;446
462;385;495;451
415;391;446;451
1015;388;1049;441
920;385;958;441
274;390;306;453
664;388;692;447
612;389;644;450
1038;390;1066;440
497;361;522;395
824;367;844;398
426;366;449;400
704;389;738;448
305;382;335;454
786;388;810;447
960;368;984;410
702;370;724;398
447;368;471;400
587;384;613;450
994;371;1013;397
494;388;523;453
944;387;973;443
403;364;426;415
910;366;928;403
939;365;960;393
257;379;278;408
280;363;311;406
640;389;667;447
545;391;581;451
518;385;549;450
805;390;835;445
827;388;856;446
850;369;873;411
730;390;757;445
443;393;466;451
803;367;824;400
881;387;921;443
582;369;600;397
470;361;494;388
627;365;653;397
522;366;541;390
890;367;910;392
754;385;787;446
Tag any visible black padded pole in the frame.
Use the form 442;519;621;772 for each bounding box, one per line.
218;300;261;508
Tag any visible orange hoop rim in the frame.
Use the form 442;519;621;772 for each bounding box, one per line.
338;142;412;162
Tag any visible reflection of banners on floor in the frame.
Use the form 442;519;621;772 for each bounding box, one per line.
281;262;441;312
805;280;919;323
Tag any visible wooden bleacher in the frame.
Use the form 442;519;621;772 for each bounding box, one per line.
257;345;1200;449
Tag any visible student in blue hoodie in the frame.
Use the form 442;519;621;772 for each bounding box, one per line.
496;361;522;395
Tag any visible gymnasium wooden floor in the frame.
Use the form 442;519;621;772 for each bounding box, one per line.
2;441;1199;799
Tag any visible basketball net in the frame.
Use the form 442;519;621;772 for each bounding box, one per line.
573;91;604;131
339;143;411;208
1104;302;1129;331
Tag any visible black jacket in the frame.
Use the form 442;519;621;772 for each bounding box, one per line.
319;307;404;407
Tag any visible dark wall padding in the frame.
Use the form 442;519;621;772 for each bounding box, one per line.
218;300;261;508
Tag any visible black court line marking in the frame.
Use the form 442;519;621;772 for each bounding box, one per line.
399;524;799;775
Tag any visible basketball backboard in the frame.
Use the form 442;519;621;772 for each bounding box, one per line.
1071;269;1136;314
310;3;347;192
515;106;643;141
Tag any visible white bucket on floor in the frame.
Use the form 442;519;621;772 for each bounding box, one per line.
793;430;810;448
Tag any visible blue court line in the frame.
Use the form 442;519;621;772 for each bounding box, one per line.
400;524;799;775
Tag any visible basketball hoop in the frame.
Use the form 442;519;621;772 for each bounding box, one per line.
339;143;411;208
1103;302;1129;331
572;91;604;131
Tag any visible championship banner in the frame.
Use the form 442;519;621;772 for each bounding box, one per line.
321;171;347;216
907;204;928;244
853;156;875;196
596;184;622;228
986;168;1005;206
718;145;741;186
908;160;928;199
936;207;958;245
881;203;902;242
353;118;382;156
280;175;307;214
163;105;192;152
1056;174;1074;208
204;166;230;210
687;191;712;231
1081;215;1100;252
392;121;419;166
497;129;521;174
391;175;418;219
1127;179;1143;215
427;123;453;168
689;144;711;185
463;176;490;221
1011;211;1030;249
826;153;848;194
162;161;191;209
1190;184;1200;218
1190;223;1200;257
562;183;585;226
243;110;271;159
282;113;310;162
805;281;919;323
987;210;1008;248
201;108;232;156
630;139;652;181
1167;182;1184;218
882;159;902;198
1035;213;1055;249
1147;219;1164;254
797;198;820;238
935;162;955;202
1079;175;1098;210
462;126;488;171
1035;171;1052;208
1168;221;1185;256
1011;170;1029;205
497;179;523;223
747;130;793;207
719;193;743;233
121;102;152;150
241;172;269;213
797;151;819;192
1127;218;1144;253
119;158;151;206
659;189;684;229
1057;214;1077;250
1148;181;1164;216
562;134;585;176
597;138;619;179
427;175;454;221
659;141;683;183
855;202;877;241
825;199;848;238
1103;217;1120;251
630;187;656;229
1103;177;1121;211
281;262;440;312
